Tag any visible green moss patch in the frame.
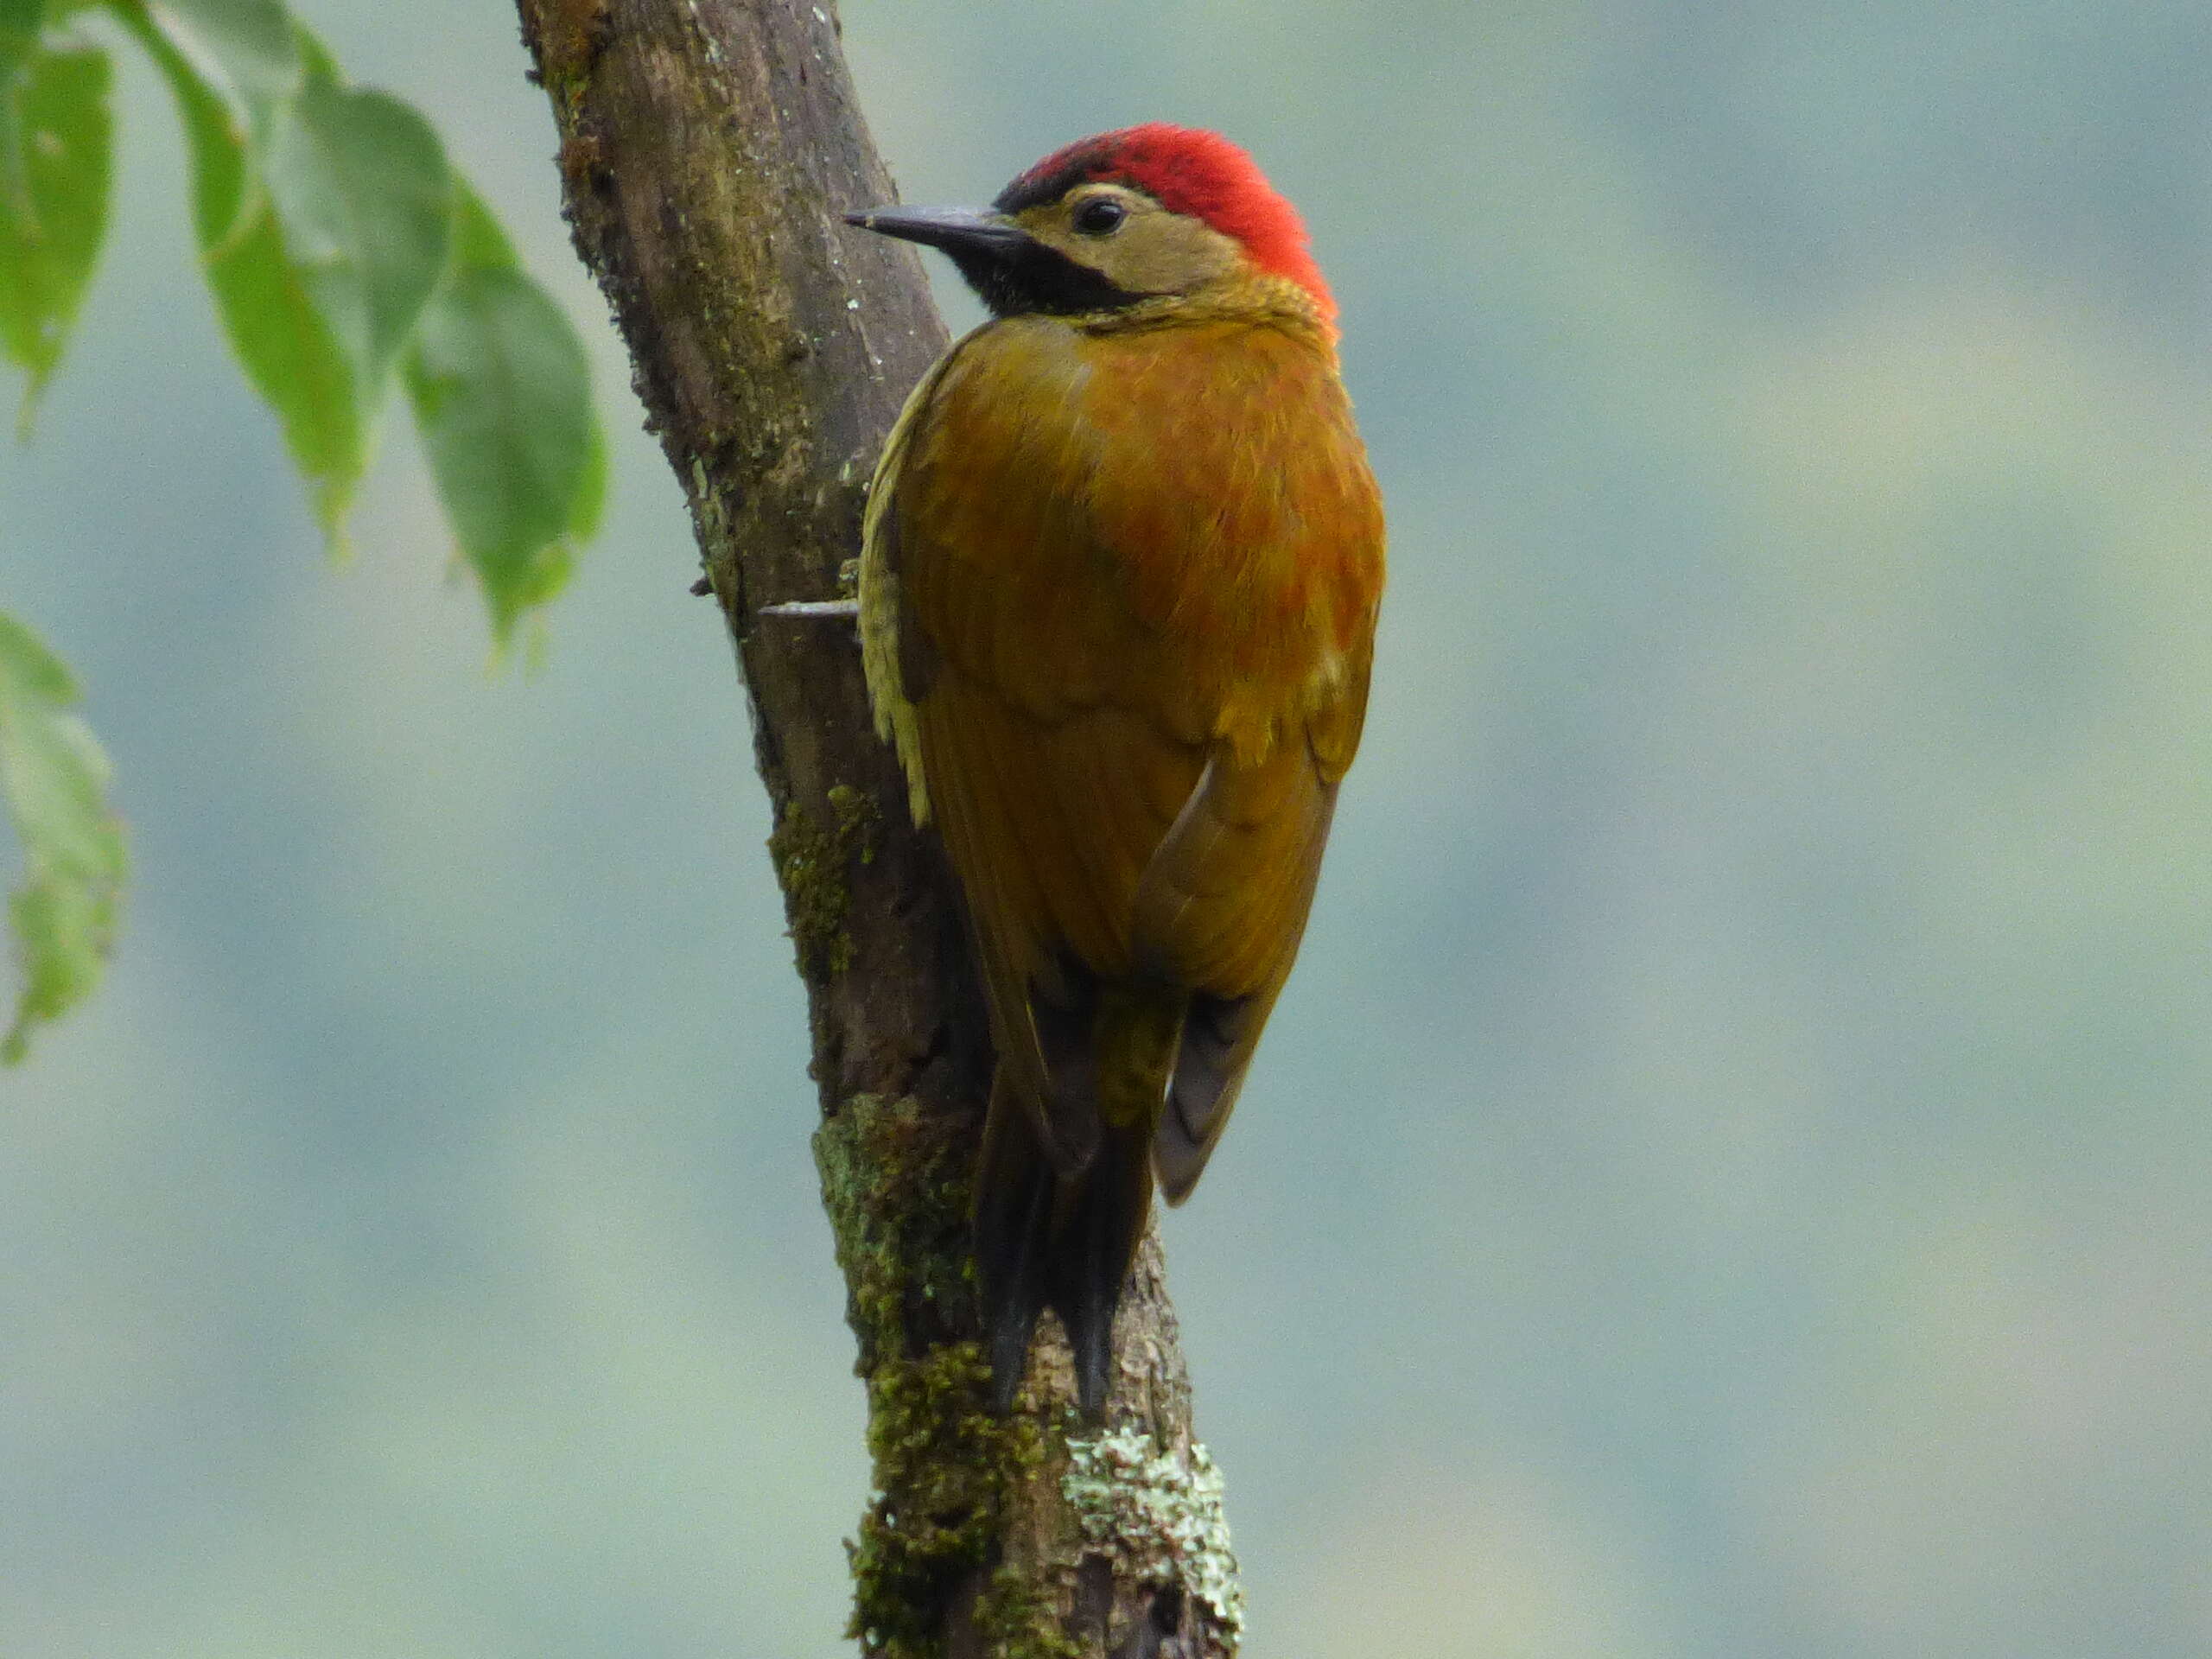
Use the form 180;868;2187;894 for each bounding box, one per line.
766;784;877;979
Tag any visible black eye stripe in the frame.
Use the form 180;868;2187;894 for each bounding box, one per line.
945;239;1146;318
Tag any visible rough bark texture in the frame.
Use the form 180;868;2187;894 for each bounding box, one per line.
511;3;1241;1654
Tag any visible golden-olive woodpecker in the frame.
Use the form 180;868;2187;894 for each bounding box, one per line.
846;125;1384;1410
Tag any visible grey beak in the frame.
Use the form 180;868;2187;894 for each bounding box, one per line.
842;205;1030;258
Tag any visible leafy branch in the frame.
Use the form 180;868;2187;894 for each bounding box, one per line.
0;0;603;1059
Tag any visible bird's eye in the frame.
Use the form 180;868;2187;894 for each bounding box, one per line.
1072;197;1127;236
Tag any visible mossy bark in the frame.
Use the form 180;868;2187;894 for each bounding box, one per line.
511;3;1238;1653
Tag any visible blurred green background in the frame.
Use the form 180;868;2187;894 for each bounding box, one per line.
6;1;2211;1654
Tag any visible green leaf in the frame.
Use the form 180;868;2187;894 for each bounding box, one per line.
126;5;591;637
0;609;126;1065
405;181;602;642
448;175;514;268
0;42;111;426
261;44;448;396
125;0;296;255
135;0;298;135
0;0;42;85
130;11;448;543
130;10;363;532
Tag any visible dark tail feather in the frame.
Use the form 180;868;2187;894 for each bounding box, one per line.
1154;988;1260;1205
974;1084;1155;1414
973;1080;1058;1409
1046;1117;1154;1414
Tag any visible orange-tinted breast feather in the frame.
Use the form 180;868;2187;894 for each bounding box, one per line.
895;314;1379;1100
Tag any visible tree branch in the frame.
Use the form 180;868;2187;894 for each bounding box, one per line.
511;3;1240;1652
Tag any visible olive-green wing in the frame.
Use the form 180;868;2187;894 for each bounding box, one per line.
1138;651;1374;1203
